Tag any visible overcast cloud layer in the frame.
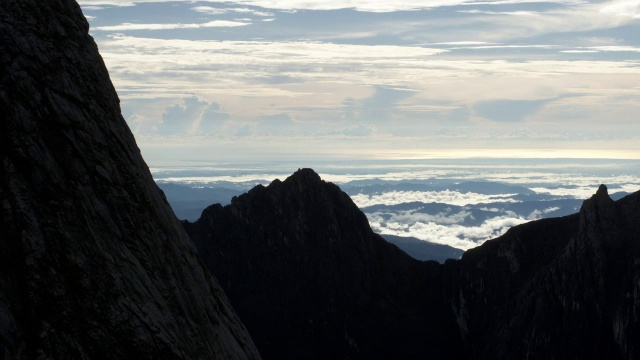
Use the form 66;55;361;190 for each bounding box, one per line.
77;0;640;164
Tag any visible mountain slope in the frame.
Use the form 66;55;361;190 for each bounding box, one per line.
184;168;465;359
447;184;640;359
0;1;259;358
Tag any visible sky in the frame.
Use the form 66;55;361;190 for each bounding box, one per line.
78;0;640;166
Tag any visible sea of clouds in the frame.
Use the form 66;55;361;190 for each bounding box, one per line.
154;159;640;251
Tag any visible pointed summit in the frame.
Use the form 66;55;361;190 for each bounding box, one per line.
595;183;609;198
292;167;321;179
588;183;614;207
284;167;323;187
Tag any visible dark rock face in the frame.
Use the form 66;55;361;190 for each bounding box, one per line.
447;184;640;359
187;167;640;360
184;169;465;359
0;1;259;359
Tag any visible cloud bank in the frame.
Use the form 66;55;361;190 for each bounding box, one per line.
367;209;530;250
351;190;519;208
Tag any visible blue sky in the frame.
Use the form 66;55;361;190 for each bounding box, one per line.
78;0;640;166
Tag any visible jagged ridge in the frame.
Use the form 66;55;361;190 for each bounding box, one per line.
447;184;640;359
187;169;640;360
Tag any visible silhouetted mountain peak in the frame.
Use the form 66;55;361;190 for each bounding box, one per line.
185;170;461;359
269;168;335;199
224;169;362;243
288;167;323;183
596;183;609;198
580;184;616;239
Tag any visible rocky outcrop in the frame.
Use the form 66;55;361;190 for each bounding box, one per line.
184;169;465;359
0;1;259;359
447;184;640;359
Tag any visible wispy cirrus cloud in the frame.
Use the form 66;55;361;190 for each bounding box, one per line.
92;20;250;31
191;6;274;16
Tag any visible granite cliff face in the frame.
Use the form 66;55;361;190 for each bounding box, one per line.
184;169;465;359
0;1;259;359
186;169;640;360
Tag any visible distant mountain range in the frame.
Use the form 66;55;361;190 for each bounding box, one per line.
381;234;464;262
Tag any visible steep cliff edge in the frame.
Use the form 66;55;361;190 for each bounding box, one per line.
0;1;259;359
184;168;465;359
448;184;640;359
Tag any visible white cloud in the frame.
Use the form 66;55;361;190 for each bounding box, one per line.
229;7;274;16
191;6;229;15
367;210;530;250
531;184;640;198
99;35;446;62
150;95;231;135
351;190;519;207
561;45;640;53
458;9;541;16
589;45;640;52
427;41;494;45
544;206;561;213
429;0;639;44
560;50;600;53
600;0;640;18
385;209;474;225
191;6;274;16
527;209;543;220
97;35;640;105
92;20;250;31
